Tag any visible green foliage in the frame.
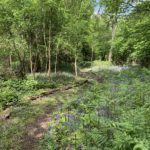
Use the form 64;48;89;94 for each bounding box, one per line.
79;61;92;68
0;88;19;109
0;0;149;149
40;67;150;150
36;72;75;89
55;63;74;73
92;60;112;67
113;1;150;66
1;79;38;92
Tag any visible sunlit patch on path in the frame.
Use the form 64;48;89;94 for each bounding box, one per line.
21;90;77;150
22;109;54;150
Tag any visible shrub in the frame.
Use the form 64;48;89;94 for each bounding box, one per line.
35;75;57;89
35;73;75;89
5;79;38;92
0;89;19;109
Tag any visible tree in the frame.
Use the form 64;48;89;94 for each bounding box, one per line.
62;0;93;76
100;0;132;62
114;1;150;66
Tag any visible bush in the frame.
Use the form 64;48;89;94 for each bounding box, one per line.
5;79;38;92
0;89;19;109
36;80;57;89
35;73;75;89
35;75;57;89
0;66;15;80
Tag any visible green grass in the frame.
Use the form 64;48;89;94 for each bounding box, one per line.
0;73;77;150
79;60;112;70
1;67;150;150
0;90;77;150
92;60;112;67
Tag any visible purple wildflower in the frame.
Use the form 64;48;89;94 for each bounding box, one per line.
77;145;82;150
65;121;73;128
65;114;75;121
96;106;112;118
55;114;61;125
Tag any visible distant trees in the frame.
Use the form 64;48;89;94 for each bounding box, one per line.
113;1;150;66
0;0;149;79
0;0;94;78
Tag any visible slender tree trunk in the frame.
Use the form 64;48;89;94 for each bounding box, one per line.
12;39;26;79
55;51;58;74
40;53;43;73
33;33;39;79
28;32;33;75
29;44;33;74
108;16;117;62
47;27;51;79
74;54;78;77
9;54;12;68
43;22;48;74
91;46;94;62
45;48;48;74
33;62;36;80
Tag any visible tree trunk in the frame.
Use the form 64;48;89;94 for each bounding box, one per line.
43;22;48;74
40;54;43;72
28;33;33;75
29;45;33;74
108;17;117;62
9;54;12;68
12;39;26;79
54;51;58;74
47;27;51;79
32;33;39;79
74;54;78;77
33;62;36;80
91;46;94;62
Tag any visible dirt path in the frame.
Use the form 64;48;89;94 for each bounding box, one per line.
21;103;60;150
21;89;75;150
21;75;96;150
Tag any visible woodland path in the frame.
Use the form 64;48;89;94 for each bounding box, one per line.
21;68;107;150
22;102;61;150
21;81;91;150
21;89;75;150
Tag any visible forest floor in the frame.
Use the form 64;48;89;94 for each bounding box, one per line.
21;88;77;150
1;64;149;150
21;69;99;150
21;66;125;150
0;70;91;150
0;83;79;150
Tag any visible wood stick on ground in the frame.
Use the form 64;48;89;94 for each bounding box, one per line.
30;80;90;101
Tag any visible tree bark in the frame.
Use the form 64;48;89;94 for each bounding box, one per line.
9;53;12;68
108;15;117;62
47;27;51;79
12;38;26;79
29;43;33;75
32;33;39;79
43;22;48;74
74;54;78;77
91;46;94;62
54;51;58;74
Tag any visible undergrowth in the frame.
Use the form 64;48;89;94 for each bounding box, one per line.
40;67;150;150
0;73;75;110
